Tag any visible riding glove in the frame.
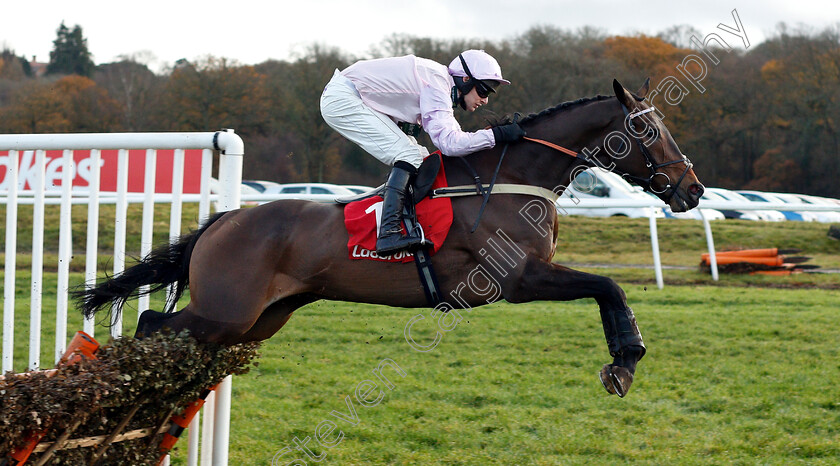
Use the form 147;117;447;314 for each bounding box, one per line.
492;123;527;144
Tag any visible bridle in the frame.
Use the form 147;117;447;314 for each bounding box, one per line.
617;101;693;205
522;99;693;205
436;98;696;231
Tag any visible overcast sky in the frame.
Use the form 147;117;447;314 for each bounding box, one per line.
2;1;838;72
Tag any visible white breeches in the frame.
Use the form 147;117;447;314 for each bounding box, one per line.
320;70;427;168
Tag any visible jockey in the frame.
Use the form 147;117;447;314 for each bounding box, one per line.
320;49;526;257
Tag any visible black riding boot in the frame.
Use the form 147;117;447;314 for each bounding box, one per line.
375;162;425;256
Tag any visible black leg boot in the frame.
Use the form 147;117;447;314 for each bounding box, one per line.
376;162;425;256
598;306;646;397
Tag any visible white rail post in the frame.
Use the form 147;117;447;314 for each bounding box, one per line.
139;149;158;317
29;150;46;370
2;150;19;373
201;390;215;466
648;209;664;289
166;149;185;310
112;149;130;338
187;411;201;466
212;129;244;466
198;149;213;224
54;150;74;363
700;210;719;281
84;150;102;336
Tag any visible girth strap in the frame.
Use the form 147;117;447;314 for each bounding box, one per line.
432;183;559;204
402;204;443;306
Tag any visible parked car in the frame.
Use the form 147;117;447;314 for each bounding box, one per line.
556;168;664;218
737;190;818;222
801;195;840;223
342;185;377;195
642;191;725;221
699;190;762;221
242;180;283;193
264;183;357;202
705;187;786;221
823;196;840;207
207;178;262;207
771;192;840;223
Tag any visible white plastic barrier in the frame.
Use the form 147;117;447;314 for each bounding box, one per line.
1;130;243;465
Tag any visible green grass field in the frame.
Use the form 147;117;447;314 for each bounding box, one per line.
219;286;840;465
2;206;839;464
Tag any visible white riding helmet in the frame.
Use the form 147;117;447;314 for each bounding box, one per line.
447;49;510;86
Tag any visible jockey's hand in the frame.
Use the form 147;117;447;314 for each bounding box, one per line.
492;123;526;144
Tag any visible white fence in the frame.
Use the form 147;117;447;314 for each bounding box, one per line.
1;130;243;465
555;198;840;287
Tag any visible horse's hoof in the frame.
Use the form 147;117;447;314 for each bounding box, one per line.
599;366;617;395
599;364;634;398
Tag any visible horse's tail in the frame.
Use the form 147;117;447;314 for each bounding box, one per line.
72;211;228;321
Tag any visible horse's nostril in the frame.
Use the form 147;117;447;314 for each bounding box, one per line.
688;183;704;198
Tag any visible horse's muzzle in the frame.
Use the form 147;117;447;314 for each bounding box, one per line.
669;182;704;212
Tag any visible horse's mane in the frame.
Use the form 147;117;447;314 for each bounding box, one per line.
492;94;615;127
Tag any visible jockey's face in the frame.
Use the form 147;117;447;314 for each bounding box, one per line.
462;78;489;112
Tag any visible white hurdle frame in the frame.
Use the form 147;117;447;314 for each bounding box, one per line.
1;130;243;465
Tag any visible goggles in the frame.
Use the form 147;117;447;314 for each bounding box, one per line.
474;79;499;98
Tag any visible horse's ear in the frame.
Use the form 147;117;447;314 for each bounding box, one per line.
636;78;651;99
613;79;634;108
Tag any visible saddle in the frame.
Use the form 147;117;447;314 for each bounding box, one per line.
342;153;450;307
336;154;441;205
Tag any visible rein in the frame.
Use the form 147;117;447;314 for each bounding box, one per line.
469;143;509;232
522;137;578;157
431;136;578;229
432;136;577;206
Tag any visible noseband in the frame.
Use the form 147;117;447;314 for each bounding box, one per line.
617;101;693;205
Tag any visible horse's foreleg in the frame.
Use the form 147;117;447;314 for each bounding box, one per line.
505;257;645;397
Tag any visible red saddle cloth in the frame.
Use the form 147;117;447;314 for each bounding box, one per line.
344;153;453;263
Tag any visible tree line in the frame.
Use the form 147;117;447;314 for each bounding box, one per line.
1;23;839;197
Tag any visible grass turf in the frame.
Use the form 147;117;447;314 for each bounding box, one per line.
220;285;839;464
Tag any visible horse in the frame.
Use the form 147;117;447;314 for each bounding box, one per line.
73;79;704;397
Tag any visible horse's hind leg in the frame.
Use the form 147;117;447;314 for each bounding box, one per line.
232;294;319;343
132;305;254;344
134;294;319;344
135;310;182;338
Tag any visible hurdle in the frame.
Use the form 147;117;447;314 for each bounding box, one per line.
1;130;244;465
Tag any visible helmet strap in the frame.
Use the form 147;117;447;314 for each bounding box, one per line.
451;86;466;111
458;54;475;81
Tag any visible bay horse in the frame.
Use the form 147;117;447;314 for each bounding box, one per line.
74;79;704;397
